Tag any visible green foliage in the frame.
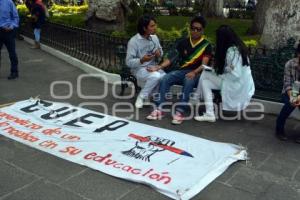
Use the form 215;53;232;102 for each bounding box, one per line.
156;16;259;46
111;27;185;41
111;30;129;38
49;4;88;14
17;3;87;27
48;3;87;27
243;39;258;47
156;27;183;41
16;4;30;18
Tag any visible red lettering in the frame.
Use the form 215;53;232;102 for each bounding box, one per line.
142;169;154;176
39;140;58;149
0;121;9;127
59;146;82;155
104;159;117;165
60;134;80;141
149;173;160;180
5;115;16;121
2;126;39;142
131;169;141;175
84;152;97;160
158;172;171;184
13;118;30;126
42;128;61;136
0;112;6;117
83;152;112;163
81;152;172;184
113;163;123;169
121;166;132;172
93;153;112;163
25;123;42;130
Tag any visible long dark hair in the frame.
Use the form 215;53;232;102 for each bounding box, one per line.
137;15;156;35
215;25;249;74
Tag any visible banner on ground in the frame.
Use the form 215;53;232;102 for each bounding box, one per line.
0;99;247;200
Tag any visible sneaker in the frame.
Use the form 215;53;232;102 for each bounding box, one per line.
135;95;144;108
172;112;184;125
146;109;164;120
194;113;216;122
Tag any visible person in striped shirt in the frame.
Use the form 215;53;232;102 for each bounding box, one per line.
146;16;212;125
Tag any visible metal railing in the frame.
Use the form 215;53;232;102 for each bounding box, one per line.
248;38;296;101
20;21;297;102
20;21;129;73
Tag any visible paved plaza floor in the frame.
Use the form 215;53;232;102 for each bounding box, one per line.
0;41;299;200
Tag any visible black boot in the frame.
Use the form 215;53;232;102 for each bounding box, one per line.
275;130;288;141
7;73;18;80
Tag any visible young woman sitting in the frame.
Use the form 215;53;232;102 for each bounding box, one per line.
194;25;255;122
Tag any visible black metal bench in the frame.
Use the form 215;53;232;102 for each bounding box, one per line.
116;38;297;103
115;45;141;96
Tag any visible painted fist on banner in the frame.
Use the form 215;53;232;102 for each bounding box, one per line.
122;134;175;162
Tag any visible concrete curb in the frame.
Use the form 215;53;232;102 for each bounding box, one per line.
23;37;300;120
23;37;121;84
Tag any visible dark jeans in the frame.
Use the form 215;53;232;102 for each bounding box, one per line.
156;69;199;114
276;93;300;132
0;28;19;74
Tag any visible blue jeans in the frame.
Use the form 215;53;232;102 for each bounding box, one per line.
276;93;300;132
0;28;18;74
156;69;199;114
34;28;41;42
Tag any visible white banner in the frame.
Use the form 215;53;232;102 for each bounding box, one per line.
0;99;247;200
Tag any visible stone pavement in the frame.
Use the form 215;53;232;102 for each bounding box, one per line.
0;40;299;200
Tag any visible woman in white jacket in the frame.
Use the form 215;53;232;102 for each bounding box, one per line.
194;25;255;122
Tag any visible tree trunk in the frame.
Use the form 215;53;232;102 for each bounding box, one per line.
202;0;224;17
258;0;300;48
249;0;268;35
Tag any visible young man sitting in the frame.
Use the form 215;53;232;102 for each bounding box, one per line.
276;43;300;143
126;15;165;108
146;16;212;125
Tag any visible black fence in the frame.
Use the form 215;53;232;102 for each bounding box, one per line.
20;21;128;73
20;21;174;74
249;38;295;101
20;21;297;102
